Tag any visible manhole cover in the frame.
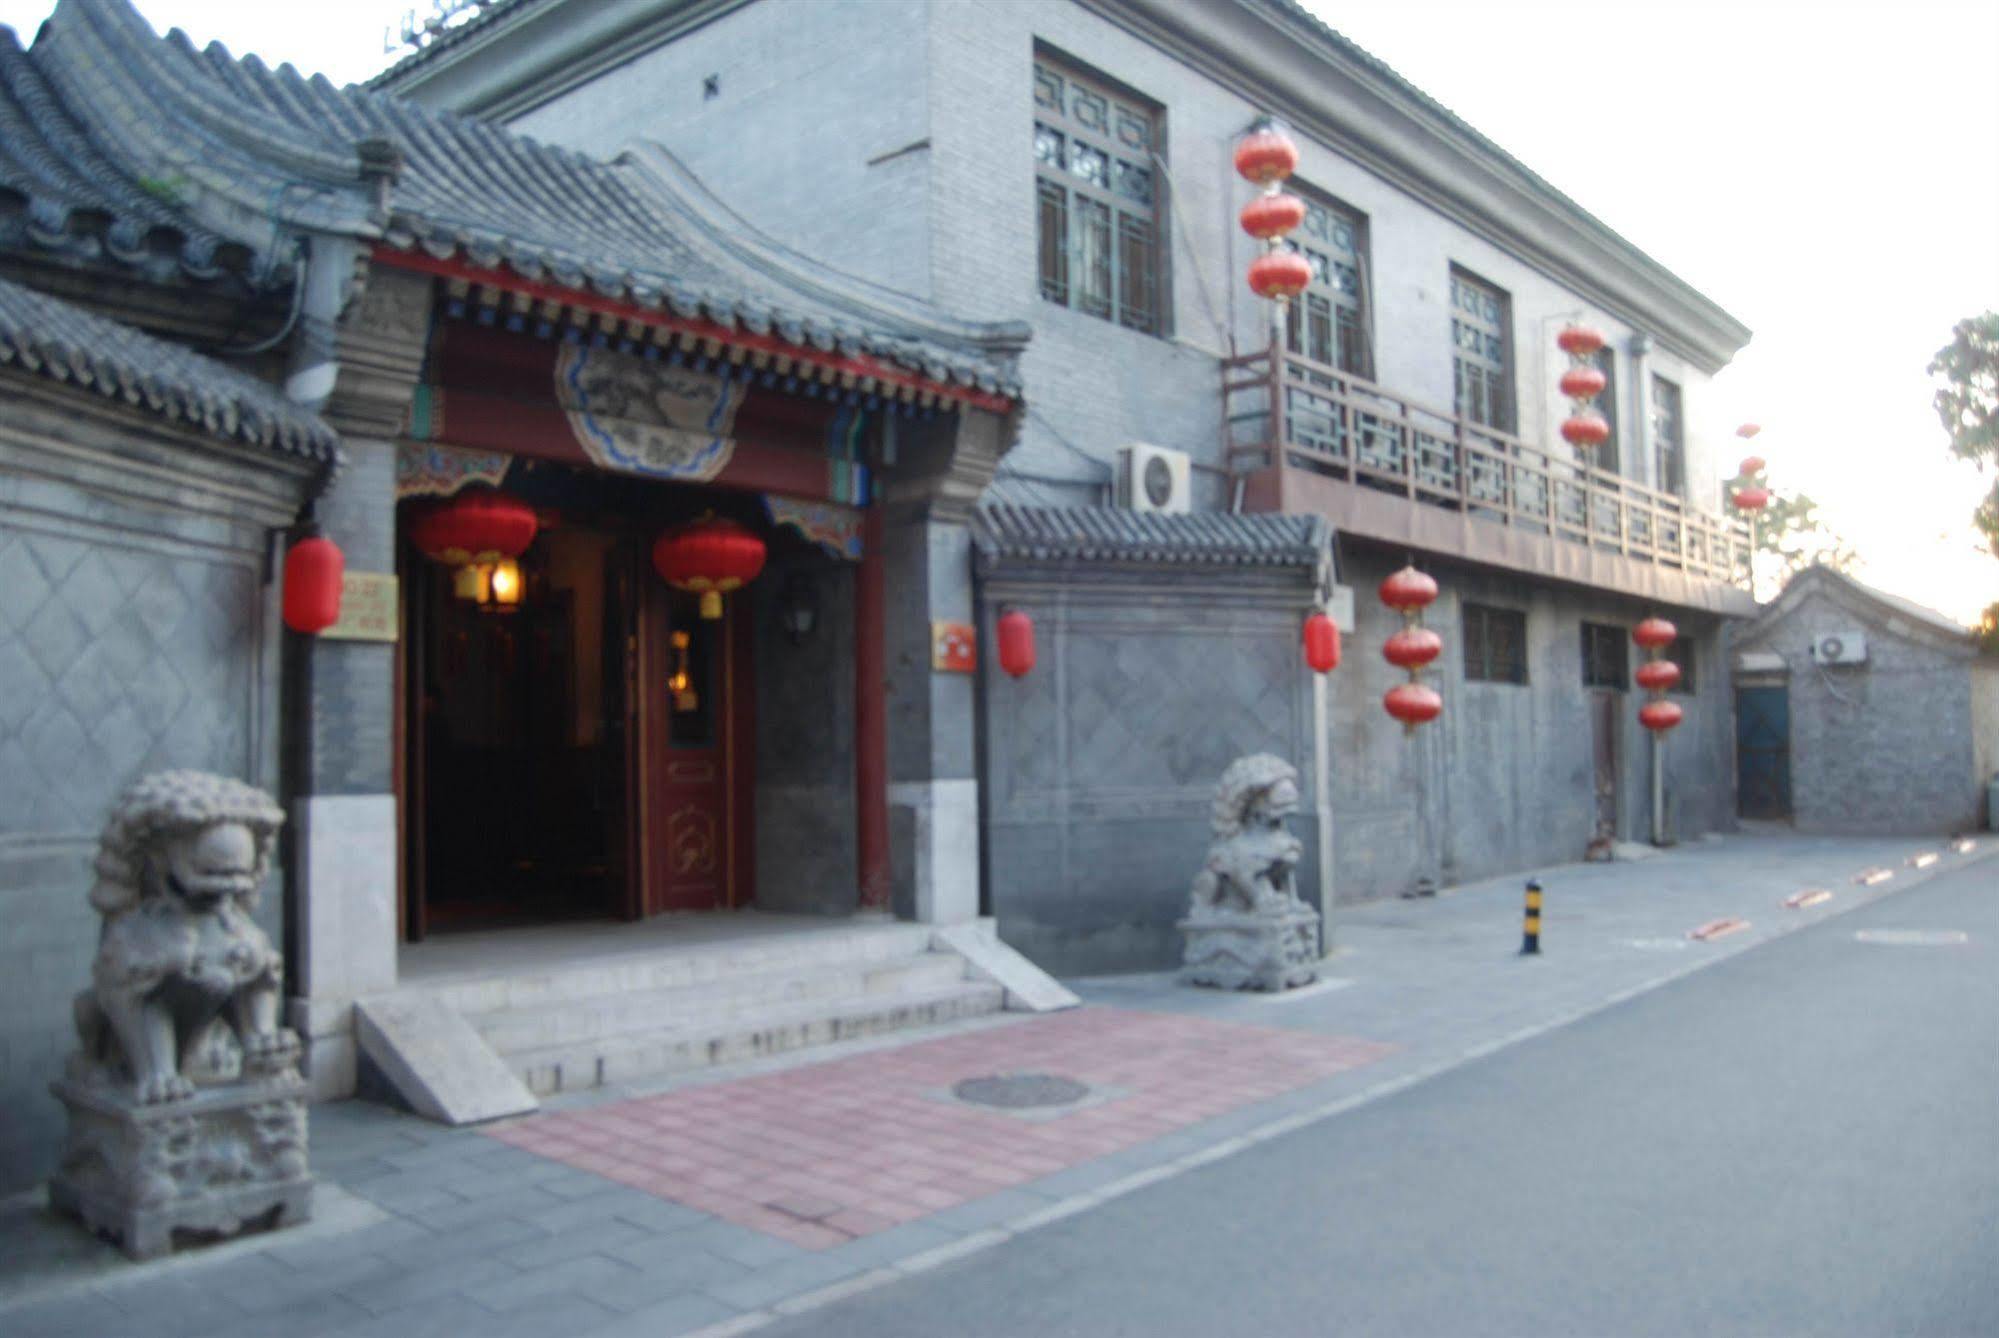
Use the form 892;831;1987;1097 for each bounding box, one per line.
1854;929;1969;947
952;1073;1091;1109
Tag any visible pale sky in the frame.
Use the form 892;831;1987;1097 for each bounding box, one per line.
2;0;1994;624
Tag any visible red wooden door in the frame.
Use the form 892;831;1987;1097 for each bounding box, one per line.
638;583;754;913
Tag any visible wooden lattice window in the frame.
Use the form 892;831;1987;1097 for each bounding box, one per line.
1651;374;1684;495
1034;57;1163;335
1463;603;1528;684
1586;347;1619;472
1451;267;1513;431
1580;621;1629;689
1283;192;1371;378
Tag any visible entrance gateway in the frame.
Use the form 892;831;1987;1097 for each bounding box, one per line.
402;466;763;938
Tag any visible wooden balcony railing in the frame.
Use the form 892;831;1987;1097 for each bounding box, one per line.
1224;346;1752;589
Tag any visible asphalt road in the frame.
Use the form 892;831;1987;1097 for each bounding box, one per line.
767;859;1999;1337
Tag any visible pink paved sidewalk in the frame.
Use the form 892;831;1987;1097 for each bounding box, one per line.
488;1007;1392;1249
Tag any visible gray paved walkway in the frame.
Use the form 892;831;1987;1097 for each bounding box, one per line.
0;830;1985;1338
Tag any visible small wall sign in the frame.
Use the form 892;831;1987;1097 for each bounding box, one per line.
931;621;976;674
320;572;400;643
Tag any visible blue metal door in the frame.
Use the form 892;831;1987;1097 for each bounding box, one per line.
1736;685;1791;819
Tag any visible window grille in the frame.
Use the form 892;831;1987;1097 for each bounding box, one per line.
1283;193;1372;378
1034;57;1163;335
1580;621;1629;689
1450;268;1513;431
1586;347;1619;472
1463;603;1528;684
1651;375;1684;496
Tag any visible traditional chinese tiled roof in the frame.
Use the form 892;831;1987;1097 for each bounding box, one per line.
0;0;1025;398
974;504;1329;571
0;274;341;462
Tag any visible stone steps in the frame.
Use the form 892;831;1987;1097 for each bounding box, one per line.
469;953;974;1054
505;979;1006;1097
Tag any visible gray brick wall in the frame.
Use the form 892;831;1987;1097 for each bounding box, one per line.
0;390;301;1191
1737;585;1983;835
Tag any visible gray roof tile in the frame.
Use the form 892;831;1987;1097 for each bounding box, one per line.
1;0;1025;397
0;274;340;461
974;503;1328;570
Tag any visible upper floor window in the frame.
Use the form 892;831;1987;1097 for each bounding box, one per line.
1580;621;1628;689
1034;57;1163;335
1651;374;1684;495
1451;267;1513;431
1463;603;1528;684
1283;193;1371;378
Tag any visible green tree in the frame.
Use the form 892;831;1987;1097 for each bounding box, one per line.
1754;490;1855;580
1928;311;1999;556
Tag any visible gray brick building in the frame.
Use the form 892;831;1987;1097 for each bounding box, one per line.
383;0;1758;966
1733;566;1997;835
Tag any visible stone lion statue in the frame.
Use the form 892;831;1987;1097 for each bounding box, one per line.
1187;754;1305;915
74;770;296;1104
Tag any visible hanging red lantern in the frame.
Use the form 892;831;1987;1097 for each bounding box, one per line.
1233;121;1299;184
1555;325;1606;356
1302;611;1340;674
1732;486;1771;512
1558;365;1607;400
651;516;768;619
1378;565;1439;612
1738;455;1766;477
1561;413;1611;448
1737;423;1762;439
997;608;1036;678
1383;626;1443;670
1632;617;1677;650
1384;683;1443;726
409;489;539;566
1239;192;1306;241
282;533;345;634
1247;250;1313;301
1635;659;1682;692
1638;699;1684;733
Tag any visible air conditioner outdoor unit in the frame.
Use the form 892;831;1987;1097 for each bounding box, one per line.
1809;631;1868;666
1115;443;1193;514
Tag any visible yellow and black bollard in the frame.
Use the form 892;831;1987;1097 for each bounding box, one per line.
1520;879;1542;955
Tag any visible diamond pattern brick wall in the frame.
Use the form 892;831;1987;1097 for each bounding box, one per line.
0;510;274;1192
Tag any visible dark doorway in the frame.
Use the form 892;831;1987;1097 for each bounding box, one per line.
408;521;634;934
1736;684;1791;819
1590;691;1620;839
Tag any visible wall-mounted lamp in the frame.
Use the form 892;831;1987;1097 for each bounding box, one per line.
779;572;820;645
488;558;523;609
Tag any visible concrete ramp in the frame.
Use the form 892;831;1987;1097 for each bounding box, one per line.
934;920;1080;1012
355;994;538;1125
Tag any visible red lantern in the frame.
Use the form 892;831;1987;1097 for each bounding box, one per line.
1561;413;1611;448
1632;617;1677;650
1558;365;1608;400
1239;192;1306;241
997;608;1036;679
1638;699;1684;733
1556;325;1606;356
1233;122;1299;184
1384;683;1443;726
651;516;768;619
1635;659;1682;692
1383;626;1443;670
409;489;539;566
1247;250;1313;301
1378;565;1439;612
1732;486;1770;512
1739;455;1766;476
1303;611;1340;673
1736;423;1762;439
282;533;344;634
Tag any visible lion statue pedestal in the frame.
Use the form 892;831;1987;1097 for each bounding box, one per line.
48;771;312;1260
1179;755;1321;992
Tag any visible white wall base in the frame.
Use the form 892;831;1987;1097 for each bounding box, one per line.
889;778;980;925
